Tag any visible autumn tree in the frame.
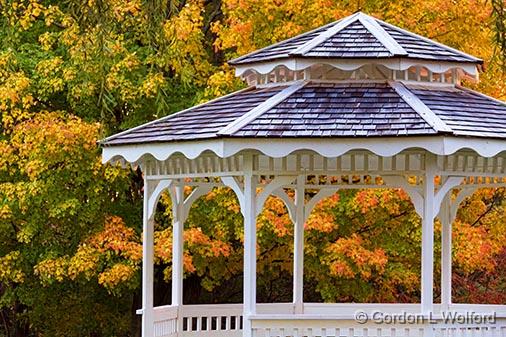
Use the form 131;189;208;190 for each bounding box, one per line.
0;113;140;336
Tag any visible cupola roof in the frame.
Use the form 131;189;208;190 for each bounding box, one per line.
229;12;482;66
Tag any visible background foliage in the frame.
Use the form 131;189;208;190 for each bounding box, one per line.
0;0;505;336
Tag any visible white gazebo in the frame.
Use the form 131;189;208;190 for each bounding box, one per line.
101;12;506;337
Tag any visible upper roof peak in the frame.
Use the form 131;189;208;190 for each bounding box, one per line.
229;12;482;66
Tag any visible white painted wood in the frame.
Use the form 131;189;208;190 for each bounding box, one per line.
357;14;407;56
228;19;338;66
142;174;155;337
182;332;240;337
243;153;257;337
440;195;452;311
272;189;296;223
389;81;452;133
292;13;361;55
256;176;297;216
233;58;478;78
171;184;185;307
148;180;173;219
222;176;246;214
293;175;305;314
102;137;506;165
100;87;253;147
456;84;506;106
382;176;424;217
377;19;482;63
433;177;464;215
147;303;506;337
153;306;178;337
304;188;340;222
449;188;477;224
421;154;437;314
182;185;213;221
143;151;504;182
218;81;308;136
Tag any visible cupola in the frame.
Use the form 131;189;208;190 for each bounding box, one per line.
229;12;483;86
101;11;506;157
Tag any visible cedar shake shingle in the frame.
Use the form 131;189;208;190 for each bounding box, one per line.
101;81;506;146
229;13;481;65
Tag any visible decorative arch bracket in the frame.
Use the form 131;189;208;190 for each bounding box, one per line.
382;176;424;216
147;179;173;220
433;176;465;216
222;175;299;218
303;188;340;223
145;178;214;224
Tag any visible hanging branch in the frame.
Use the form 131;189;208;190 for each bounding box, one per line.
491;0;506;69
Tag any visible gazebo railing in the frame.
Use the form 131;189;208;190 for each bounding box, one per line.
153;305;178;337
182;304;243;336
251;319;506;337
152;303;243;337
150;303;506;337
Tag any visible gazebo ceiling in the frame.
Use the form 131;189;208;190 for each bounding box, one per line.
229;13;482;65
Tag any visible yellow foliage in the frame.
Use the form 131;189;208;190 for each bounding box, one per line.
67;245;100;280
0;52;33;129
34;256;68;284
0;251;25;283
201;65;245;101
98;263;138;290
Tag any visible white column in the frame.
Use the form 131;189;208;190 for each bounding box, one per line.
421;154;436;315
440;195;452;311
171;183;185;337
293;174;305;314
243;155;257;337
142;176;155;337
172;183;184;306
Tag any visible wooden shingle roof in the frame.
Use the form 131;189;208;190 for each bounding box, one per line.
229;12;482;65
101;81;506;146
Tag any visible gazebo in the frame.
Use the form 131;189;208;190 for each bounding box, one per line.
101;12;506;337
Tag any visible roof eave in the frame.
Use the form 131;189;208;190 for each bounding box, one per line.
102;135;506;165
231;54;483;66
232;56;481;78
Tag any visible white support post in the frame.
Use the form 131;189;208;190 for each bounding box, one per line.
421;154;437;316
170;183;185;337
243;154;257;337
440;195;452;312
293;174;305;314
171;183;184;307
142;175;155;337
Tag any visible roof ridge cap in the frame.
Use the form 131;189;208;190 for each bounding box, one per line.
356;14;407;56
389;81;453;134
455;84;506;106
228;20;338;65
378;19;482;63
218;81;308;136
290;12;361;56
100;86;255;146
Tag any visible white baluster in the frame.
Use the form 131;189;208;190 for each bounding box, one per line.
237;315;242;330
